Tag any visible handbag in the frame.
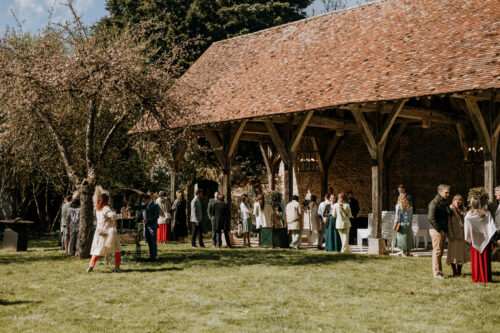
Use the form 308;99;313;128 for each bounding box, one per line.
393;222;401;232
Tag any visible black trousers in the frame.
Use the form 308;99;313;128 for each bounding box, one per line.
191;222;204;247
215;229;232;247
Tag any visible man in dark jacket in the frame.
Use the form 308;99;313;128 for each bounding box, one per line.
427;184;451;279
207;192;218;246
488;186;500;246
142;194;160;261
213;193;232;248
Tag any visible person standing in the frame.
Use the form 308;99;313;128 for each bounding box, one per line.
142;194;160;261
447;194;466;277
286;195;302;249
325;193;342;252
488;186;500;248
60;195;72;251
156;191;172;244
464;189;497;283
213;193;231;248
87;190;121;273
253;194;272;245
303;195;320;246
171;191;188;242
207;192;218;246
346;191;360;219
427;184;451;279
240;194;252;247
332;192;353;253
317;193;332;250
67;196;80;257
394;193;413;256
190;189;205;248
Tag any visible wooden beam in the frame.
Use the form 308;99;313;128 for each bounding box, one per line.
203;129;226;168
311;137;324;174
290;111;314;152
323;135;343;170
379;100;407;147
227;120;247;159
264;120;290;163
351;110;377;158
456;123;469;161
464;96;492;153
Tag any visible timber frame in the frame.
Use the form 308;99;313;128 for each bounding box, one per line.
168;89;499;255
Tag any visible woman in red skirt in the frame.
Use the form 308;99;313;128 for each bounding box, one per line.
464;189;497;284
156;191;172;243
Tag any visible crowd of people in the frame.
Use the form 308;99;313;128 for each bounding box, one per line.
58;182;499;283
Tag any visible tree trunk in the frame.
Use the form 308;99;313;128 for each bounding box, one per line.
78;178;96;259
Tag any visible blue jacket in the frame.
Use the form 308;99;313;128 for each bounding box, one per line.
143;201;160;226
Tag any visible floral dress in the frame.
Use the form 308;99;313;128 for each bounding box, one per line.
395;204;413;252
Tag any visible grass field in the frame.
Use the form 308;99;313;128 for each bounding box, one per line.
1;239;499;333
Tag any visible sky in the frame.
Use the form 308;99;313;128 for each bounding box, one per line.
0;0;360;34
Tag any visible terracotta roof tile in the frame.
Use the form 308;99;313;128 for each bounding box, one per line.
166;0;500;128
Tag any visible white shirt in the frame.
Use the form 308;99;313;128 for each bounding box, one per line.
240;202;251;220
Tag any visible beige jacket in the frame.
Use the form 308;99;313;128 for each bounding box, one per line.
286;200;302;231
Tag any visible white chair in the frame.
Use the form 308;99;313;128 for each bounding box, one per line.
412;214;430;249
357;228;370;247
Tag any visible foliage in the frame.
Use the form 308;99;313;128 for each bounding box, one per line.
0;2;187;256
101;0;314;70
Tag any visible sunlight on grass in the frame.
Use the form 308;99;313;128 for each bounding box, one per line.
1;239;499;333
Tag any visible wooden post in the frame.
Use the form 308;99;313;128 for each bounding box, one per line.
351;100;406;255
464;96;497;201
170;169;176;202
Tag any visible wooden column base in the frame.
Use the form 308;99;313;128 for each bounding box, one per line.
367;238;386;255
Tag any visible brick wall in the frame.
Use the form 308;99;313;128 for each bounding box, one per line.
294;125;487;215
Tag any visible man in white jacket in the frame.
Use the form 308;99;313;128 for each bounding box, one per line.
286;195;302;249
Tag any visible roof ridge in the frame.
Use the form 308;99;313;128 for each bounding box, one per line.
212;0;388;46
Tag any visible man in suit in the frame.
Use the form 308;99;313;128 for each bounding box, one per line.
142;193;160;261
190;189;205;247
207;192;218;246
213;193;231;248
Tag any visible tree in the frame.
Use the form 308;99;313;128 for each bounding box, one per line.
101;0;313;70
320;0;373;13
0;3;184;258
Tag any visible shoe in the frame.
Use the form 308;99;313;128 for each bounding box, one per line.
86;266;94;273
434;274;444;280
112;268;121;273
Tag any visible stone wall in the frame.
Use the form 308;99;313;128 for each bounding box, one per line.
294;125;488;215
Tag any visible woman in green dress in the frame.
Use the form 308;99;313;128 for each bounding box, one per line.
394;194;413;256
325;193;342;252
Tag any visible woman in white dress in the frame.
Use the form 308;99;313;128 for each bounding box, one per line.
240;194;252;247
253;194;273;245
87;190;121;273
303;195;320;246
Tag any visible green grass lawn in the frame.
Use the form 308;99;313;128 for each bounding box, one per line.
1;239;500;333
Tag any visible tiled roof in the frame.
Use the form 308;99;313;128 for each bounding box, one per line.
167;0;500;128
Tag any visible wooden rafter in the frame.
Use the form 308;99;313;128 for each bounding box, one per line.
264;120;290;163
323;135;343;171
228;120;247;159
290;111;314;152
379;100;407;147
351;109;377;158
464;96;492;153
203;129;226;168
455;123;469;160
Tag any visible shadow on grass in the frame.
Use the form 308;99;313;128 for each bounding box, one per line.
147;248;390;268
119;266;184;273
0;253;69;265
0;299;41;306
